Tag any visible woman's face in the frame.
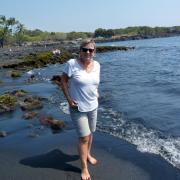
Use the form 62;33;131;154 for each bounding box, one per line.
80;43;95;62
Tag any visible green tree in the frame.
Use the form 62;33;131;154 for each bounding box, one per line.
24;29;43;37
94;28;106;38
14;22;25;46
94;28;114;38
105;29;114;37
66;31;89;40
0;15;17;47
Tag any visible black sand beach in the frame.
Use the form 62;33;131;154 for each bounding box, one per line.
0;42;180;180
0;129;180;180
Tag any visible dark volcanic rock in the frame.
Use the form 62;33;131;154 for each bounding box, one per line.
0;94;17;113
0;131;7;137
19;96;43;110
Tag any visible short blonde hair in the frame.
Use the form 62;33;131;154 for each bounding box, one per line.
80;39;96;52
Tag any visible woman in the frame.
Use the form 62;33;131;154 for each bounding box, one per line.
61;39;100;180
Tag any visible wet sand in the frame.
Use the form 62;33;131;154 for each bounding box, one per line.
0;129;180;180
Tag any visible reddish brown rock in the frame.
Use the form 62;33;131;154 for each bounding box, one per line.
50;119;65;130
39;116;65;131
23;112;39;119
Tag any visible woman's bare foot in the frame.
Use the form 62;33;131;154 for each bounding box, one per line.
81;168;91;180
87;155;97;165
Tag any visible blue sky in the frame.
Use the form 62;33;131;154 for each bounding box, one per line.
1;0;180;32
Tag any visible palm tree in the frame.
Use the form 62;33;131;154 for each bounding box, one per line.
0;15;17;47
15;23;25;46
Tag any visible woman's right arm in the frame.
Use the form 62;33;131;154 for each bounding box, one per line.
61;73;77;108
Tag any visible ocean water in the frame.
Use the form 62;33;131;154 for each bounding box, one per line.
0;36;180;169
96;36;180;169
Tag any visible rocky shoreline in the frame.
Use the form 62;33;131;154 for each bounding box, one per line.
0;41;134;119
0;41;76;67
0;40;134;69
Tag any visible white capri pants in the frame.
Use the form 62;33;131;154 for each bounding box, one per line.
69;107;98;137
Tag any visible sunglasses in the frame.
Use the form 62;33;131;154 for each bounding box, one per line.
81;47;94;53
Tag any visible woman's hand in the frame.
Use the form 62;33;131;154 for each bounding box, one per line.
68;98;78;108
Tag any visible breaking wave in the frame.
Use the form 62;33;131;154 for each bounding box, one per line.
97;107;180;170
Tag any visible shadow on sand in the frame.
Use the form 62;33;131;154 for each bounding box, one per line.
20;149;80;173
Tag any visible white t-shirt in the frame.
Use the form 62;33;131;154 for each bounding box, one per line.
63;59;100;112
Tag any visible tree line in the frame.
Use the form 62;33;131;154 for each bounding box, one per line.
94;26;180;38
1;15;180;47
